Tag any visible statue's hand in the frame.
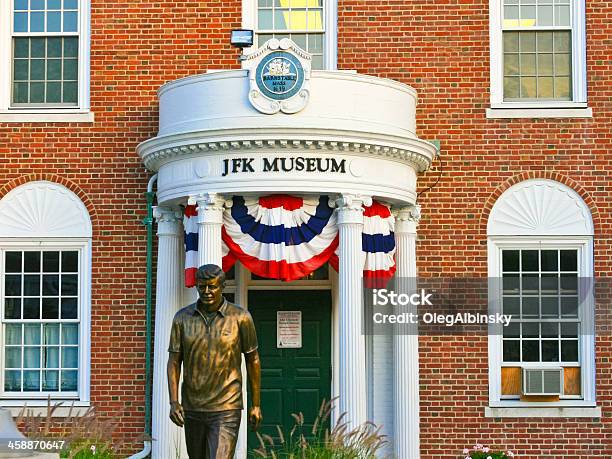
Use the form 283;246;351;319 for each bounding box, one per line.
169;401;185;427
248;406;263;431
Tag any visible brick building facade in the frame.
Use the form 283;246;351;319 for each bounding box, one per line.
0;1;609;458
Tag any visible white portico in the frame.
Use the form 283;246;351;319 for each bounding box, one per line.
137;40;435;459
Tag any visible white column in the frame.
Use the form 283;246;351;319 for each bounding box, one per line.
334;194;371;430
151;207;185;459
192;192;225;266
392;204;421;459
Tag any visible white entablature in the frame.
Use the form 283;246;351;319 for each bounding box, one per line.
137;68;436;206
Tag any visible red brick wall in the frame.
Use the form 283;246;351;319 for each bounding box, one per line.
338;0;610;457
0;0;242;452
1;0;609;456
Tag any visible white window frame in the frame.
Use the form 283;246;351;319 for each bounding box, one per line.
0;0;93;122
488;237;596;410
0;239;91;412
242;0;337;70
487;0;591;118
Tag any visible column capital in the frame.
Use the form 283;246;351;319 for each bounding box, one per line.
393;204;421;234
188;193;226;225
153;206;182;236
331;194;372;226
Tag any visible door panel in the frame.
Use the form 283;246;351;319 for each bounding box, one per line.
247;290;332;454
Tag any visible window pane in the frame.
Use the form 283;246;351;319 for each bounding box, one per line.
43;251;60;272
6;253;22;272
44;324;60;345
537;32;553;52
61;370;78;391
503;296;520;315
520;32;536;52
5;325;22;345
5;371;22;391
521;250;538;271
31;12;45;32
502;250;520;272
5;348;21;368
42;297;59;319
45;82;60;103
24;252;41;272
23;370;40;391
14;38;29;58
48;0;62;9
520;76;536;98
30;59;45;80
63;11;78;32
31;0;46;9
30;82;46;102
44;347;59;368
504;54;519;75
62;324;78;345
522;297;539;317
14;12;28;32
554;31;570;52
64;0;78;8
561;340;578;361
62;347;78;368
522;340;540;361
541;322;558;338
538;5;553;26
14;59;29;81
61;298;78;319
47;37;62;57
560;250;577;271
31;39;46;58
522;274;539;293
311;54;323;70
541;340;559;361
504;77;520;98
540;250;558;271
47;12;61;32
42;274;59;295
503;274;519;293
24;324;41;345
5;275;22;296
47;59;62;79
503;32;519;52
541;296;558;317
503;321;520;337
561;322;578;338
554;54;570;75
541;274;558;293
24;275;40;295
13;83;29;103
523;322;539;338
14;0;29;10
503;340;520;361
275;9;290;29
62;252;78;272
42;370;59;390
63;38;78;57
561;296;578;317
555;5;570;26
23;298;40;319
63;59;78;80
63;82;78;103
61;275;78;295
258;10;273;29
24;348;41;368
5;298;22;319
520;53;536;75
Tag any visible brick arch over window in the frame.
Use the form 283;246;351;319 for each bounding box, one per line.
0;174;97;226
480;172;599;234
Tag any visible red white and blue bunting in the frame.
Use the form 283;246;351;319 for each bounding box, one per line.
183;195;395;287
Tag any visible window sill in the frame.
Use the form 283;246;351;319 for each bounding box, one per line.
486;107;593;119
0;400;91;417
485;405;601;418
0;111;94;123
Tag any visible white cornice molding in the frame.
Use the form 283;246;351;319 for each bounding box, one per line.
137;132;436;173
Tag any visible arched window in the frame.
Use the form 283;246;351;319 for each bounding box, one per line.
487;179;597;414
0;181;91;406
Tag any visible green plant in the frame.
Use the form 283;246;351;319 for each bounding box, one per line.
252;398;387;458
14;398;143;458
461;444;515;459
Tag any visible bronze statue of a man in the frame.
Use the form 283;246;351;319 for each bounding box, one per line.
167;264;262;459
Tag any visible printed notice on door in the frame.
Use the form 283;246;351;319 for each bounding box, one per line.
277;311;302;348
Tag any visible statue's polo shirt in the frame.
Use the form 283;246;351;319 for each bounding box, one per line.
168;299;258;412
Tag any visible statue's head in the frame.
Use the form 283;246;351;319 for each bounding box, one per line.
195;264;226;308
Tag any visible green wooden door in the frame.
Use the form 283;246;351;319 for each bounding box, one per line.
247;290;332;454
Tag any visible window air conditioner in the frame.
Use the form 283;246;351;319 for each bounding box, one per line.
522;368;563;396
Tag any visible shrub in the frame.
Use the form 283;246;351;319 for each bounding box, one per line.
461;444;515;459
253;399;387;459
